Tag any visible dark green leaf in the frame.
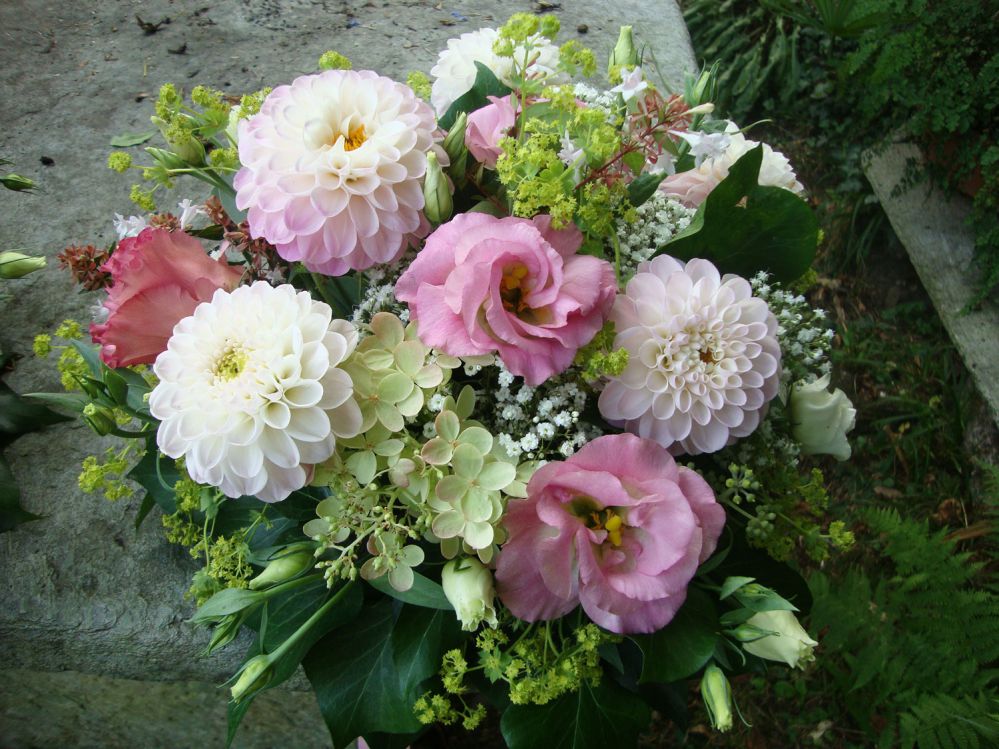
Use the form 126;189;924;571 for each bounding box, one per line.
438;62;511;131
627;172;668;208
500;677;651;749
126;439;179;515
632;586;718;683
24;392;90;414
110;130;157;147
720;576;755;600
392;605;461;704
0;382;71;440
134;491;156;530
661;145;818;281
367;570;452;610
191;588;263;622
69;340;103;378
0;453;40;532
304;598;423;746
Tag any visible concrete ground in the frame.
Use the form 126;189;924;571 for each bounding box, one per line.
0;2;695;747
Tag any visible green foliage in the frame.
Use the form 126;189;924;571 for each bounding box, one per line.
808;507;999;744
631;587;719;683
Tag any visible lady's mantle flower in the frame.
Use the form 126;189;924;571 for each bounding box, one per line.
429;27;561;116
149;282;363;502
495;433;725;634
599;256;781;455
395;213;616;386
234;70;438;276
91;228;242;368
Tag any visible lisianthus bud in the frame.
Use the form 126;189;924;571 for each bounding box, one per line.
150;116;207;166
145;146;189;171
442;111;469;165
1;173;36;192
82;403;117;436
700;664;733;732
608;25;638;75
248;544;315;590
423;151;453;226
206;613;244;655
742;610;818;669
790;374;856;461
442;557;498;632
0;251;46;279
230;654;273;702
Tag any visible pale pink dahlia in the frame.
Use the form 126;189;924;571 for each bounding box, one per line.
495;433;725;634
599;257;781;455
234;70;438;276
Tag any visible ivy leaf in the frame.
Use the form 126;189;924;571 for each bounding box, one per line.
627;172;668;208
0;381;70;440
660;145;818;281
500;677;651;749
631;586;718;683
438;62;511;131
126;437;179;517
367;570;452;610
110;130;157;147
391;605;461;705
304;598;424;747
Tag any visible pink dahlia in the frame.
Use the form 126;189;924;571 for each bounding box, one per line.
234;70;439;276
495;433;725;634
599;256;781;455
394;213;616;385
90;228;242;368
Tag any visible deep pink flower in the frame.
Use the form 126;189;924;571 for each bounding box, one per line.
395;213;616;385
465;95;517;169
90;228;242;368
495;433;725;634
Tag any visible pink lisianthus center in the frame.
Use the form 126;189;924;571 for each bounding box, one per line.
90;228;243;368
395;213;616;385
465;95;517;169
495;433;725;634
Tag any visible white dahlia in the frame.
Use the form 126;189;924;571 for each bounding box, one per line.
234;70;438;276
149;282;363;502
598;257;781;455
430;27;563;116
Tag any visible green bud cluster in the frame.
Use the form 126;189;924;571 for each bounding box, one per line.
107;152;133;173
405;71;431;100
573;321;628;381
78;445;137;501
318;50;352;71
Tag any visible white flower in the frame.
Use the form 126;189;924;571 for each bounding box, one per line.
441;557;498;631
113;213;149;240
176;199;206;231
149;282;363;502
599;256;781;455
671;129;732;168
743;610;818;669
790;374;856;460
430;28;562;116
610;66;648;102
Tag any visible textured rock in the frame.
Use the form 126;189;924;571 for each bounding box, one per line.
864;144;999;426
0;1;695;746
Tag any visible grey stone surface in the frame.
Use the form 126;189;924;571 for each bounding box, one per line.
0;1;696;746
864;143;999;427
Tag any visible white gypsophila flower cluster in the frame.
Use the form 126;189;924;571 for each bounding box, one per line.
572;83;618;115
732;408;801;469
750;272;833;385
476;360;597;460
350;250;416;326
150;282;363;503
616;193;697;276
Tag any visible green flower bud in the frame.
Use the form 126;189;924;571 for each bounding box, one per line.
82;403;117;436
742;610;818;669
700;664;733;732
442;111;469;166
248;545;315;590
205;613;244;655
1;173;37;192
230;654;273;703
725;622;774;643
423;151;452;226
0;251;46;279
441;557;498;632
608;26;638;75
145;146;189;171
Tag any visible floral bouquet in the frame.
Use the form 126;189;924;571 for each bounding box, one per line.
41;14;857;748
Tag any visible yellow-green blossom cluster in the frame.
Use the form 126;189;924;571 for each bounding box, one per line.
573;322;629;382
405;71;431;101
318;50;352;70
78;445;137;501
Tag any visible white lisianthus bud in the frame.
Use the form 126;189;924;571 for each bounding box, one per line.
230;654;273;702
790;374;856;461
422;151;453;226
0;251;46;279
441;557;498;632
700;664;733;732
608;25;638;75
442;111;469;165
742;610;818;669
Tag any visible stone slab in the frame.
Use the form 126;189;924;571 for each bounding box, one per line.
864;144;999;427
0;1;695;746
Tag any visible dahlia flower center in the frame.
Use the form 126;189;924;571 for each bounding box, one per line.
335;124;367;152
567;495;625;547
213;345;249;381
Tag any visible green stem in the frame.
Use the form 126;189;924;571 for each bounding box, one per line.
267;580;357;660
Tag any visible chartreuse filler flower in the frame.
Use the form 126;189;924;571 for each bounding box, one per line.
44;12;855;748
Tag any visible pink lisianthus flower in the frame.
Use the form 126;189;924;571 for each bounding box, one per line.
495;433;725;634
465;95;517;169
395;212;616;385
90;228;242;368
